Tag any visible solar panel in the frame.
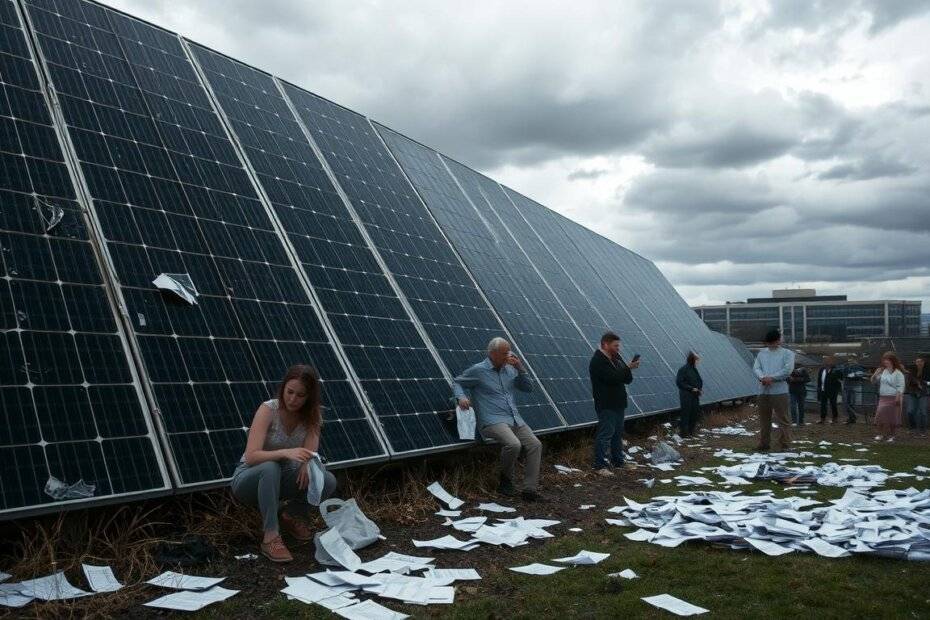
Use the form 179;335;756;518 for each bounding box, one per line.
21;0;387;486
555;220;758;403
0;0;170;517
187;44;476;455
280;84;566;433
501;189;681;415
1;0;760;519
376;127;593;427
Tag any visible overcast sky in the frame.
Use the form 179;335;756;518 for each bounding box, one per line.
110;0;930;309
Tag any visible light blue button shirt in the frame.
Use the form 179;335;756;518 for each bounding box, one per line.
452;358;532;428
753;347;795;395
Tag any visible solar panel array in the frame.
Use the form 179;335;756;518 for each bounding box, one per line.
1;0;758;519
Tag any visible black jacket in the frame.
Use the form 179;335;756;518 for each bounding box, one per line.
589;350;633;411
676;364;703;401
788;367;811;396
816;366;842;396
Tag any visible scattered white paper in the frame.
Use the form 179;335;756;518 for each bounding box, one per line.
569;528;583;532
509;563;566;575
144;586;238;611
81;564;123;593
147;571;225;591
411;535;478;551
16;572;90;601
552;550;610;565
555;464;583;474
335;599;409;620
234;553;258;560
319;529;363;571
579;504;596;510
477;502;516;513
427;482;464;510
425;568;480;582
0;591;33;608
746;538;794;557
435;509;462;517
609;569;639;580
642;594;709;616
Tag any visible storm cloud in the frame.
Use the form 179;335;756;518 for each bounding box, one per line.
108;0;930;309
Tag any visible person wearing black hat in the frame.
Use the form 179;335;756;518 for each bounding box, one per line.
751;328;795;451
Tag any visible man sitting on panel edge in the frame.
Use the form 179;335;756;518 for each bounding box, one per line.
452;337;543;501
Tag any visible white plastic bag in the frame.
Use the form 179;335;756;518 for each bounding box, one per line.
313;498;381;565
305;454;326;506
456;406;476;441
651;441;682;464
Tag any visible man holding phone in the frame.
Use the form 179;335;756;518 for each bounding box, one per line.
589;331;639;476
452;337;543;501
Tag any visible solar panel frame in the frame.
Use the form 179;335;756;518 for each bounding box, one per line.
376;126;594;428
500;188;682;416
279;83;566;435
20;0;389;489
1;0;171;519
185;42;493;457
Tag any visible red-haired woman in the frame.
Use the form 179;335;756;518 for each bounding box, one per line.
230;365;337;562
871;352;905;442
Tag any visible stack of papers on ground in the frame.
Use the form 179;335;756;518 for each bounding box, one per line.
609;487;930;560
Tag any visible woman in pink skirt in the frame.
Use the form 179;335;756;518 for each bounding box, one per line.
871;352;905;442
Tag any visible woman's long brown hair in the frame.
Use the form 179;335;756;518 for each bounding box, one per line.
277;364;322;430
880;351;905;373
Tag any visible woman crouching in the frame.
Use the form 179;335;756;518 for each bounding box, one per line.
230;364;337;562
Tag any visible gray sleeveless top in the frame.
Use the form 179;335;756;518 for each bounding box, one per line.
239;399;309;464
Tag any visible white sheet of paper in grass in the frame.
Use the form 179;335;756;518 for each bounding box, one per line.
319;529;363;572
641;594;709;616
426;482;464;510
81;564;123;593
608;569;639;579
411;535;478;550
476;502;516;513
508;563;565;575
147;571;225;591
143;586;238;611
552;550;610;565
335;599;410;620
15;572;91;601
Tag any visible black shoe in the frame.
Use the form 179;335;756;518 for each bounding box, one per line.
521;490;543;502
498;477;516;497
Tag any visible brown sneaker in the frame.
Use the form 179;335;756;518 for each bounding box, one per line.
280;513;313;541
260;536;293;563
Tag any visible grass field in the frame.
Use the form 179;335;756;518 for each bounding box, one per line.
3;406;930;619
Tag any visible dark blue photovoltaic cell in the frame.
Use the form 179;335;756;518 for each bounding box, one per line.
23;0;385;485
555;219;758;403
0;0;168;517
377;126;589;426
503;190;681;415
189;45;467;454
281;85;563;431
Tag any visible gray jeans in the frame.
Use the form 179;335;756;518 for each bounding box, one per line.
230;460;337;532
480;423;542;492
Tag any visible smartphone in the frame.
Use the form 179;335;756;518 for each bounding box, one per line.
631;354;641;363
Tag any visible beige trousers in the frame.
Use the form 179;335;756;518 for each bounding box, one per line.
480;423;542;492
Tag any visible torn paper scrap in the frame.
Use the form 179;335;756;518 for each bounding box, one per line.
152;273;198;305
0;590;33;608
555;464;583;474
509;563;566;575
144;586;238;611
44;476;95;501
335;599;410;620
319;529;363;571
426;482;464;510
81;564;123;593
234;553;258;560
146;571;225;591
608;569;639;579
435;509;461;517
34;196;64;233
477;502;516;513
579;504;596;510
569;528;583;532
642;594;709;616
15;572;90;601
553;550;610;566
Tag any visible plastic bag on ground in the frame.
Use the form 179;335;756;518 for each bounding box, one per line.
651;441;682;464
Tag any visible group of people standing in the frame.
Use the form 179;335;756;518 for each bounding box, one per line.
757;327;930;449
